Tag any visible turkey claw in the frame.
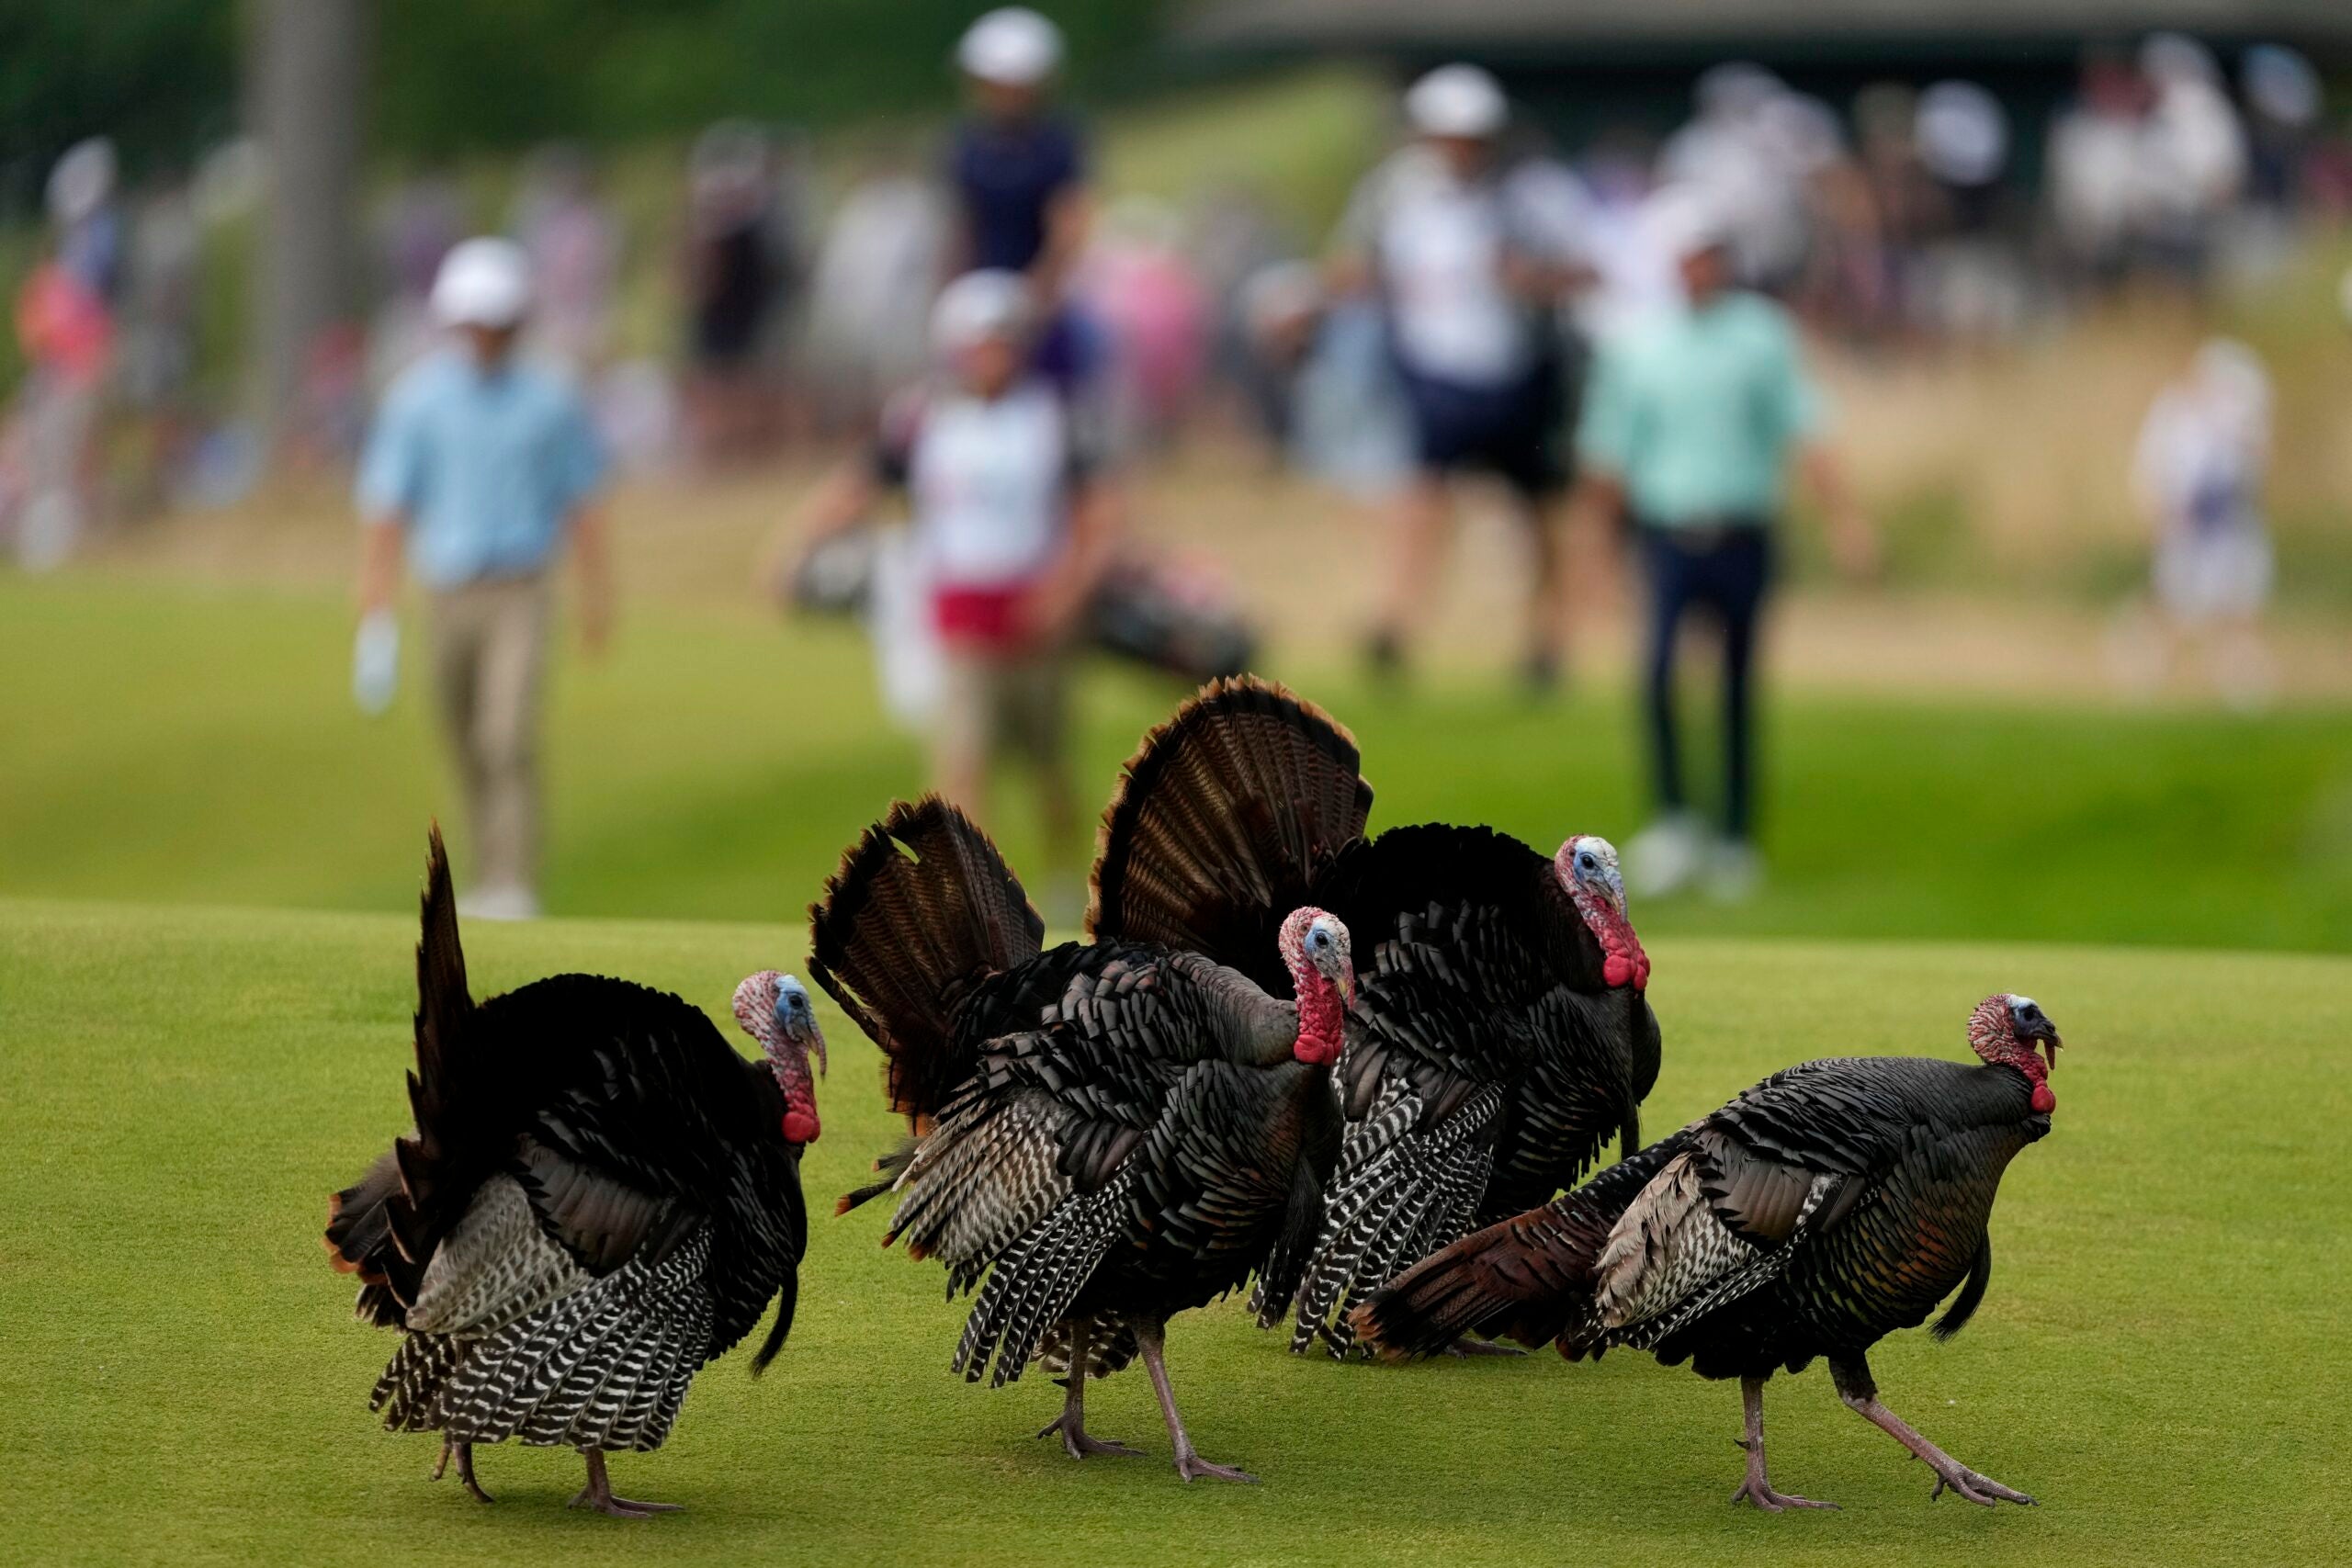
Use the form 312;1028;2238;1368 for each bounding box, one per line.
1732;1479;1838;1513
433;1438;493;1504
1037;1413;1142;1460
568;1489;683;1518
1928;1465;2036;1506
1176;1454;1259;1484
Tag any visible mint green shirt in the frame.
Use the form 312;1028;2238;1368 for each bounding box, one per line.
1577;291;1823;527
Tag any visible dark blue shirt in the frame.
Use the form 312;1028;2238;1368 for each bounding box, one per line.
949;114;1087;273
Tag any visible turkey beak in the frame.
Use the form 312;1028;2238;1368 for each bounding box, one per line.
2021;1019;2061;1071
802;1017;829;1078
1325;947;1356;1010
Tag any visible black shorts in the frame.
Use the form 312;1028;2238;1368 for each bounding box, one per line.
1396;360;1565;499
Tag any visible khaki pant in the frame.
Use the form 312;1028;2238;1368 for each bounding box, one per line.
428;577;550;894
933;647;1069;777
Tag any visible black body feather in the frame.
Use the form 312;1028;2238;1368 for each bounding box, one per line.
1358;1055;2051;1383
324;829;808;1452
1087;678;1660;1352
810;796;1344;1392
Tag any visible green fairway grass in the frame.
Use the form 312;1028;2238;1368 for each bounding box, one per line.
5;571;2350;952
2;896;2343;1566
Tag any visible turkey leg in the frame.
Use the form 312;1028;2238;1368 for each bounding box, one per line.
1729;1376;1837;1512
1035;1319;1141;1460
432;1438;493;1504
569;1448;684;1518
1831;1358;2036;1506
1135;1319;1257;1484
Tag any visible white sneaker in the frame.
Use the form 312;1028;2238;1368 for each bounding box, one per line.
458;885;542;922
1704;840;1764;905
1624;814;1707;899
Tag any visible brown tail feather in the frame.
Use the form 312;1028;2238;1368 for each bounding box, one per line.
1351;1190;1621;1359
322;828;478;1318
807;797;1044;1124
323;1151;412;1326
1087;676;1372;988
387;826;479;1247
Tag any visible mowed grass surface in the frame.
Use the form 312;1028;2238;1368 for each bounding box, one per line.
2;897;2345;1566
5;571;2352;952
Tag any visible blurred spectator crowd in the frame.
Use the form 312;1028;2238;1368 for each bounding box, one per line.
4;26;2349;571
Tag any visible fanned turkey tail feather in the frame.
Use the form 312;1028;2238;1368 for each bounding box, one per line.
1088;676;1371;987
808;796;1045;1125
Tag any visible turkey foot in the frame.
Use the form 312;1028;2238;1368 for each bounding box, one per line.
1441;1337;1527;1359
433;1438;494;1504
1832;1361;2035;1508
569;1450;684;1518
1731;1378;1837;1513
1925;1464;2035;1507
1037;1410;1141;1461
1136;1320;1259;1484
1175;1450;1260;1485
1037;1323;1141;1460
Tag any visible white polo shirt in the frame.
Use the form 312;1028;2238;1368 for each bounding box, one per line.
877;378;1079;592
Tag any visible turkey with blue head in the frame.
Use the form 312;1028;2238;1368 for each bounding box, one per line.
1355;993;2065;1511
1086;676;1661;1358
809;795;1351;1483
322;829;821;1517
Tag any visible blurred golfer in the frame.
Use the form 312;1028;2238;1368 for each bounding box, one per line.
354;238;612;921
1577;188;1874;902
1334;64;1588;687
950;7;1098;394
785;270;1111;916
2122;336;2276;707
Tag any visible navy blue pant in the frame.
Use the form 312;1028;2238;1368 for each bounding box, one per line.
1640;525;1771;841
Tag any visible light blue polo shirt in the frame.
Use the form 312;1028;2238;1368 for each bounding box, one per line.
1577;291;1823;528
356;350;607;588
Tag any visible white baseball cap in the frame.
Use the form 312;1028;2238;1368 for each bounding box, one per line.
1915;81;2008;187
957;7;1063;87
431;237;534;329
2244;44;2321;128
46;137;117;223
1644;184;1734;262
2140;32;2221;87
932;269;1034;355
1405;64;1508;140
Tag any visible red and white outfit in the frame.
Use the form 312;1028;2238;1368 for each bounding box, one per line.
872;375;1089;762
877;377;1086;648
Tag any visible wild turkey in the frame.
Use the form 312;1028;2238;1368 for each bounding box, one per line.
808;796;1349;1483
1087;677;1659;1355
322;830;821;1517
1355;994;2064;1511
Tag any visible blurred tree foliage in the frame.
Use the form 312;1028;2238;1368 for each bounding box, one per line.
0;0;237;206
3;0;1178;201
373;0;1173;156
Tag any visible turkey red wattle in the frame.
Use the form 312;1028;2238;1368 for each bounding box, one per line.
1965;993;2060;1115
1276;907;1353;1066
733;970;826;1145
1290;974;1349;1066
1555;837;1648;992
767;1045;823;1144
1573;889;1648;992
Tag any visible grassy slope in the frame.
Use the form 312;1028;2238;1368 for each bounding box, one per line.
4;571;2349;952
1;897;2345;1566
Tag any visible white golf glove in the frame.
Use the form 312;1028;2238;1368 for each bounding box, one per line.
353;609;400;716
